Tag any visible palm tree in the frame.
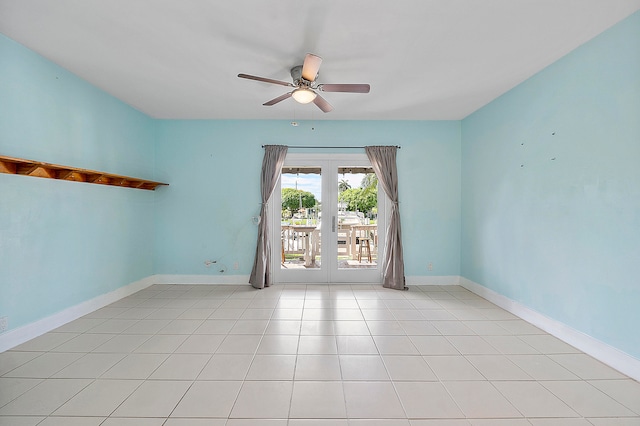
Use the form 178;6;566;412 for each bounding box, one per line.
338;179;351;193
360;173;378;190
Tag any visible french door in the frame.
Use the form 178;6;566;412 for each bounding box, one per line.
270;153;386;284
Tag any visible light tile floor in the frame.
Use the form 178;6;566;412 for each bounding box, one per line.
1;284;639;425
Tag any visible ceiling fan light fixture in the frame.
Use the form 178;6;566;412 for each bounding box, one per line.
292;88;317;104
238;53;369;113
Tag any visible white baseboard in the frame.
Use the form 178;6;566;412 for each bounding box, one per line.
460;277;640;382
0;276;156;352
153;275;459;287
153;274;250;285
406;275;461;286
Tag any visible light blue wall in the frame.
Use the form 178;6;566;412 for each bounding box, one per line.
461;12;640;358
154;120;461;278
0;34;157;331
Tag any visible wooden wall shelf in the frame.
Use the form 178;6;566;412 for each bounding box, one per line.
0;155;168;191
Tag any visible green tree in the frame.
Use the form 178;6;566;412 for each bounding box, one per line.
281;188;317;212
338;187;377;214
338;173;379;215
338;188;358;211
338;179;351;193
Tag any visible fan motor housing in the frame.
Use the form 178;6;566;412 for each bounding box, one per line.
290;65;315;87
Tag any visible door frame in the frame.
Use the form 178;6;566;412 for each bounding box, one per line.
270;153;387;284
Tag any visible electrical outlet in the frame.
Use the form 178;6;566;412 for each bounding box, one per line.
428;262;433;271
233;262;239;270
0;316;8;333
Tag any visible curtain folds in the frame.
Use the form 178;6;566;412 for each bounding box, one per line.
249;145;288;289
365;146;407;290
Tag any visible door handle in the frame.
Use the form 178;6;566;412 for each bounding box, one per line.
332;216;336;233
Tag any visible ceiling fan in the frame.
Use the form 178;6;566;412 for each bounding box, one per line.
238;53;370;113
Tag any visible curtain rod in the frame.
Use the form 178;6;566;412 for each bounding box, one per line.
262;145;401;149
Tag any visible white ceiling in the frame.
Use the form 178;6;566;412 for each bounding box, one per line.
1;0;639;120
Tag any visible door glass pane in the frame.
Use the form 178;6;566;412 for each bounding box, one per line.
280;167;321;270
337;167;378;270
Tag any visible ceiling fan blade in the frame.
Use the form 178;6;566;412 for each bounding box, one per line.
263;92;292;106
318;84;370;93
301;53;322;82
238;73;294;87
312;94;333;113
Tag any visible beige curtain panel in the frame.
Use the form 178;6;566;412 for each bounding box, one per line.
365;145;407;290
249;145;288;289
